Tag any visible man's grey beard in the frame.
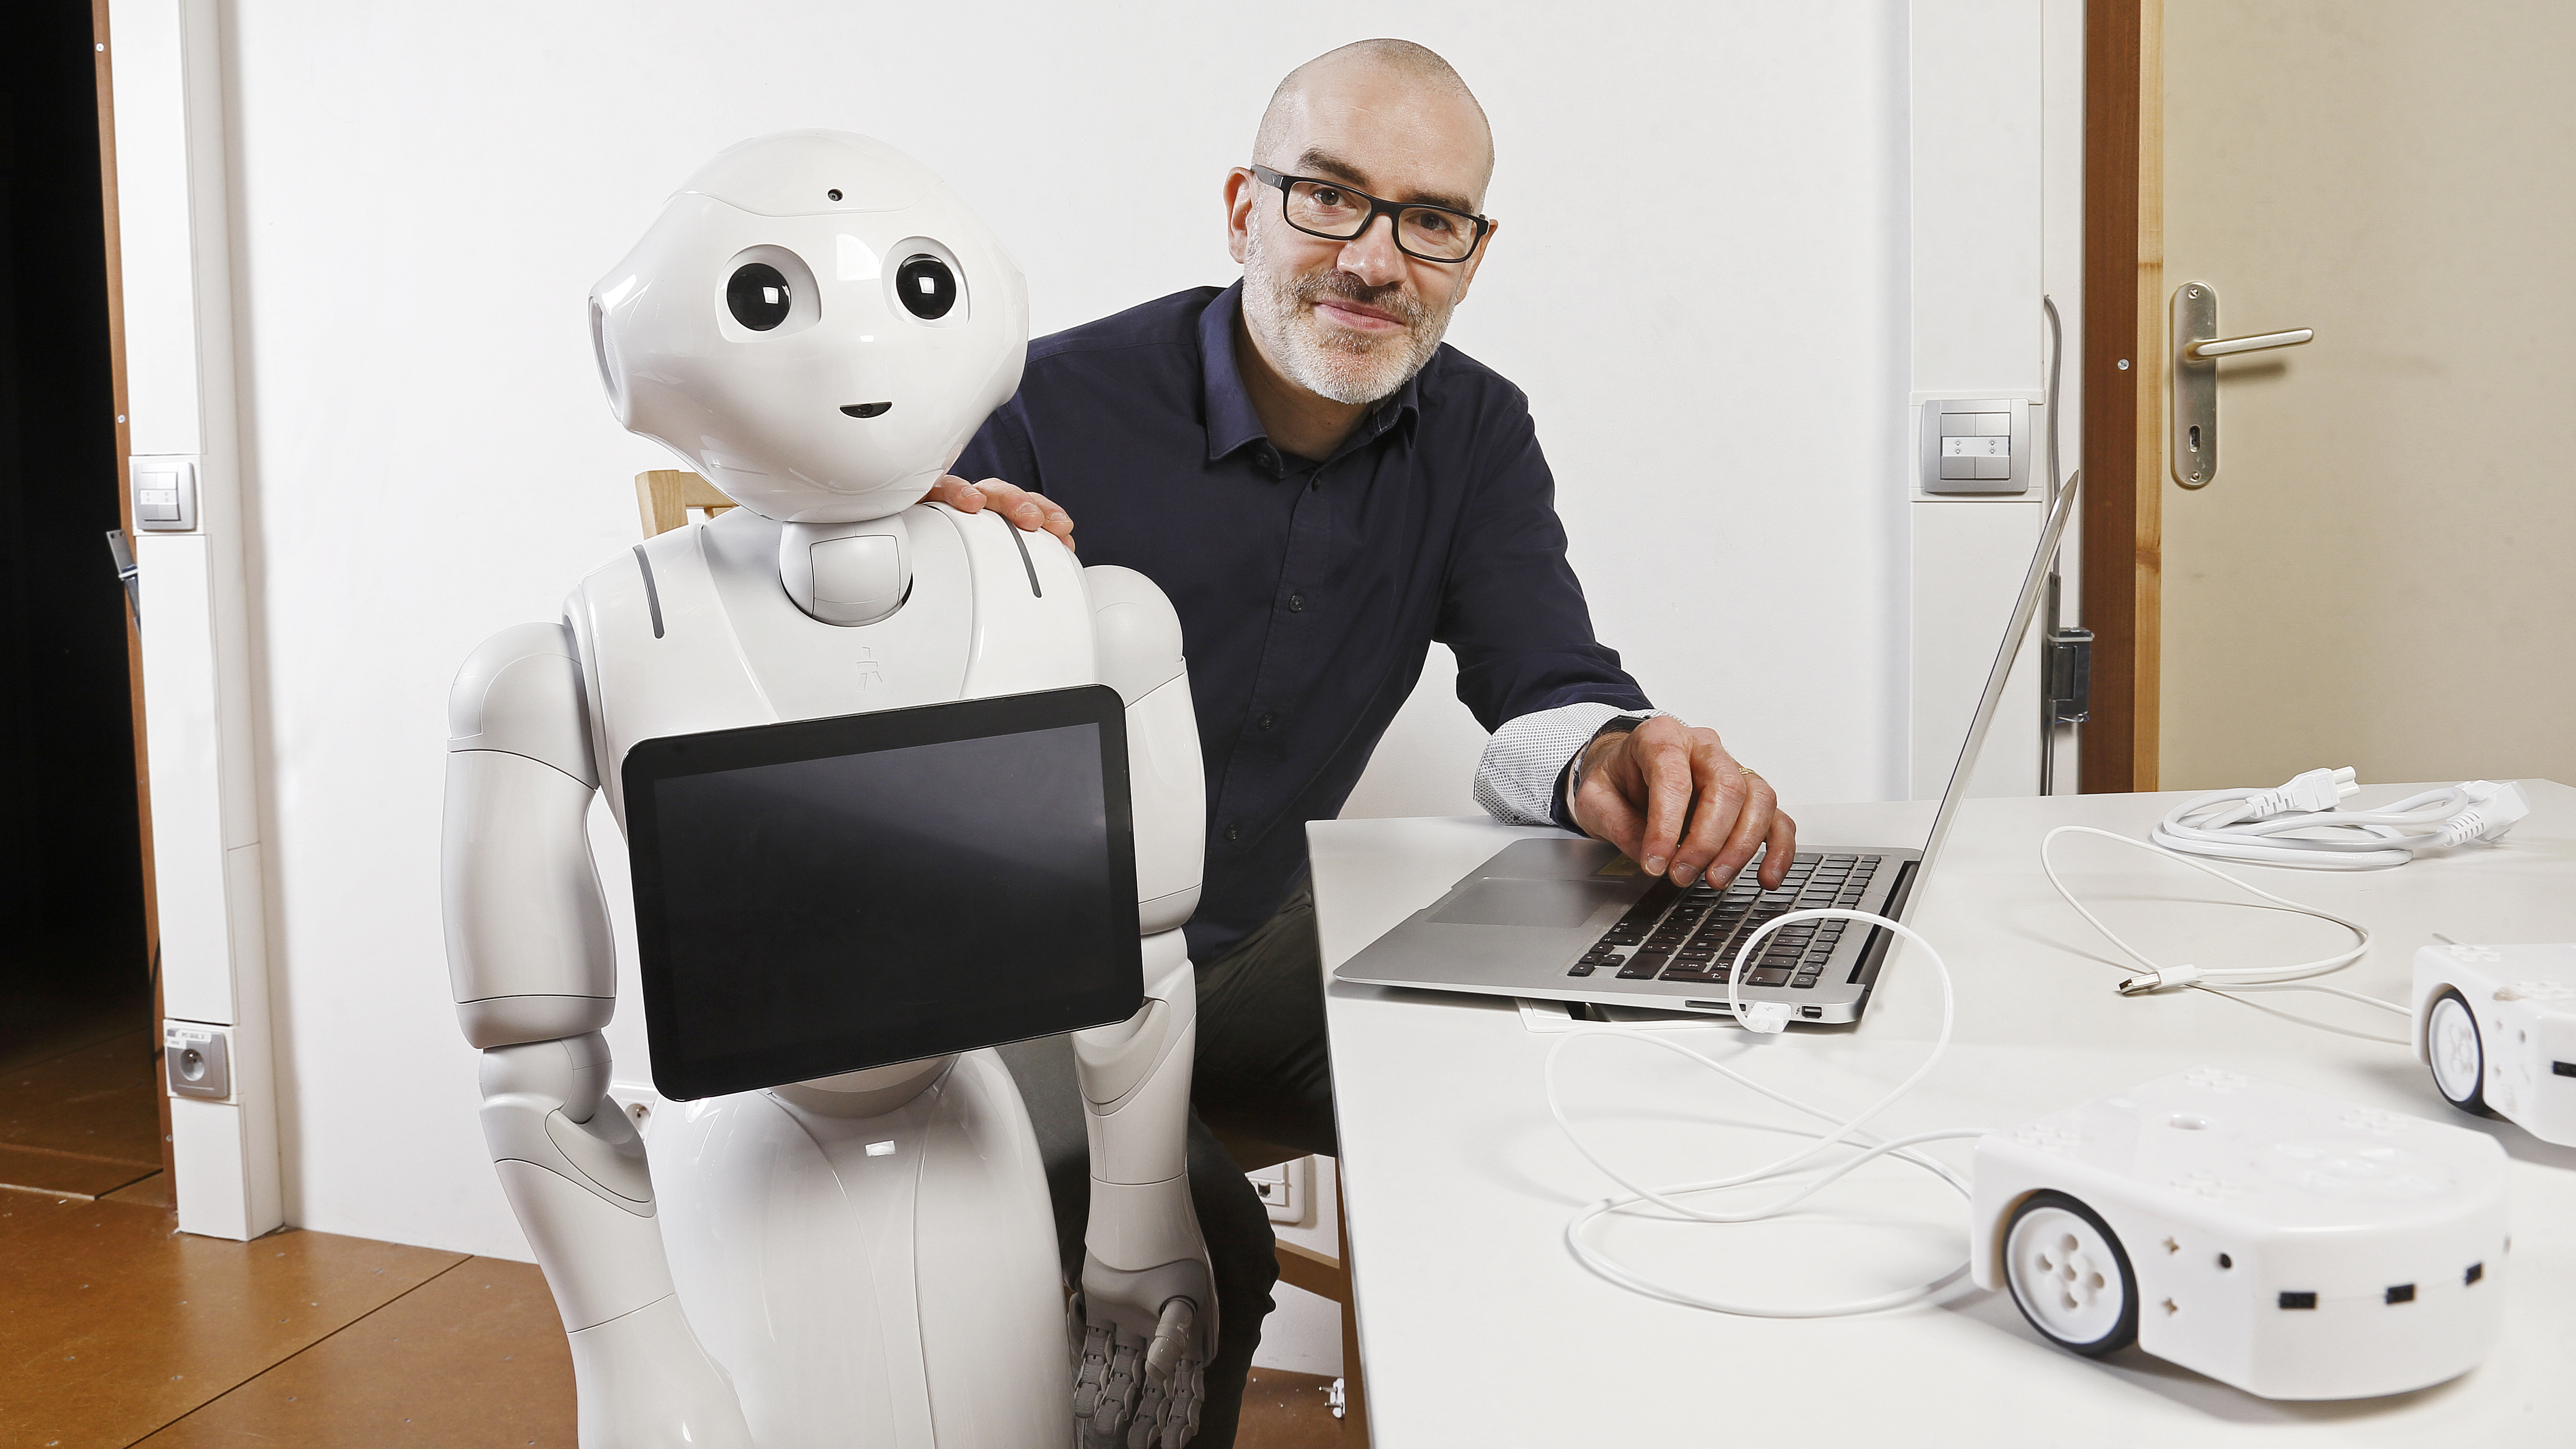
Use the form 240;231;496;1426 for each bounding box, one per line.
1241;220;1452;406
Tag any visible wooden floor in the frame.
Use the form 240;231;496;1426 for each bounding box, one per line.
3;1191;1346;1448
0;1015;1348;1448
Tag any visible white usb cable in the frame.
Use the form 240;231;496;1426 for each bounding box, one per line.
2150;768;2531;870
1545;911;1991;1318
2041;826;2409;1046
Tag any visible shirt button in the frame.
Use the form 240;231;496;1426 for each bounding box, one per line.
1259;713;1276;731
1224;822;1242;842
1288;593;1304;612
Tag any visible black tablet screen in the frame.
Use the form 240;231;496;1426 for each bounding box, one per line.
627;689;1142;1099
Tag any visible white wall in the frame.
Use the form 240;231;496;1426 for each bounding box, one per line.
211;1;1955;1262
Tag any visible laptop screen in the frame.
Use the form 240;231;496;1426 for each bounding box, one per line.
623;686;1144;1101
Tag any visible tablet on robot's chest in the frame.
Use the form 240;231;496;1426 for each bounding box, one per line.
621;685;1144;1101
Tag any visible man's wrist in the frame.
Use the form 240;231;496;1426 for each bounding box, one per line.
1560;712;1651;826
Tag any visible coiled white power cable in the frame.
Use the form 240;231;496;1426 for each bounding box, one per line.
2041;826;2407;1030
1544;911;1991;1318
2151;769;2531;870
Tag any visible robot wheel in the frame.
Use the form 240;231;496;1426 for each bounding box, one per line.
2425;988;2496;1117
2003;1190;2140;1358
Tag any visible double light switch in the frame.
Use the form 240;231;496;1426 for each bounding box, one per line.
133;459;199;531
1919;399;2032;495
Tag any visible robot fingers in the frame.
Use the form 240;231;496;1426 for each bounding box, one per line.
1141;1295;1196;1378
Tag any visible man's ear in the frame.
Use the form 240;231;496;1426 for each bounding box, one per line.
1222;167;1257;265
1452;217;1500;306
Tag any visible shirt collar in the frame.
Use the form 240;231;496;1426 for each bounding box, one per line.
1199;281;1424;468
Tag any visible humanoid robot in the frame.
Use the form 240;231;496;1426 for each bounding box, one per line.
441;131;1213;1449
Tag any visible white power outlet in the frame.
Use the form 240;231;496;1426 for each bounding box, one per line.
1246;1155;1310;1225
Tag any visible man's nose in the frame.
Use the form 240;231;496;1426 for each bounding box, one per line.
1335;215;1408;287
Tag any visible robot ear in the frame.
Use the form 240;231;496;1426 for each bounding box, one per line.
589;296;628;424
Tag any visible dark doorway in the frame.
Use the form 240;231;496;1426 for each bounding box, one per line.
0;0;160;1200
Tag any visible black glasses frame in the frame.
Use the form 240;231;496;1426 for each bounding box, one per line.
1248;164;1492;264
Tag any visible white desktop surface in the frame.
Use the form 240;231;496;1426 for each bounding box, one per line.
1311;783;2576;1446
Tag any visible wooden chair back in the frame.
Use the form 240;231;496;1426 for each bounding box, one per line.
635;470;737;537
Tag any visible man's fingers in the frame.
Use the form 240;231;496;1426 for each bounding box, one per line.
1704;774;1778;887
927;474;986;511
1668;738;1750;884
1760;809;1798;890
967;478;1079;551
1633;735;1698;880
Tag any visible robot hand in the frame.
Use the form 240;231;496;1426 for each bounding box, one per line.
1070;1251;1213;1449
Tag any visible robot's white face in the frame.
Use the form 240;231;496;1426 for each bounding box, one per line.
590;131;1029;524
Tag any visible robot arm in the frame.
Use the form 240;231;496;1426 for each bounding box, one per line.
444;622;752;1449
1070;568;1212;1449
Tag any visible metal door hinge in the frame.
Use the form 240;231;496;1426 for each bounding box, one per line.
106;529;140;625
2046;627;2093;724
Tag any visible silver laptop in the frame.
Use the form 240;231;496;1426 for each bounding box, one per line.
1333;476;2080;1025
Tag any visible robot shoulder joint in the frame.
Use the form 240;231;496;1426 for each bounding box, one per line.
1084;565;1184;706
448;621;598;787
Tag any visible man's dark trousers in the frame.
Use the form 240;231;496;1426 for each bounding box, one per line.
998;885;1333;1449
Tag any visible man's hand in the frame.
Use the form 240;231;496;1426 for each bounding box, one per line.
927;474;1077;551
1569;716;1796;890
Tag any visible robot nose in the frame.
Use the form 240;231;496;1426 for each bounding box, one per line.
840;402;892;418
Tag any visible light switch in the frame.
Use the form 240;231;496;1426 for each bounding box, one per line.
132;459;199;532
1919;400;2031;495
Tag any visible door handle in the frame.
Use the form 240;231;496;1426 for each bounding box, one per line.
2187;327;2314;360
2170;282;2313;487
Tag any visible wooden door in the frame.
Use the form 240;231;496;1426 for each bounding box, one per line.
2154;0;2576;788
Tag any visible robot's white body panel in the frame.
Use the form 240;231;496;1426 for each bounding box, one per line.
571;501;1092;825
560;503;1089;1447
648;1050;1065;1449
448;513;1213;1447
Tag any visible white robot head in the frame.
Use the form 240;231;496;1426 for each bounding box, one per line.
590;131;1029;524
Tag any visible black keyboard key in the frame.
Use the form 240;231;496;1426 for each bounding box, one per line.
1568;964;1595;976
1617;953;1669;979
1747;967;1792;986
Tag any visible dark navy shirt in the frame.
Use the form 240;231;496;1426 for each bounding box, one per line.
955;283;1649;963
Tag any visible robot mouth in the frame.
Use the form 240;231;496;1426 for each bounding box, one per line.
840;402;892;418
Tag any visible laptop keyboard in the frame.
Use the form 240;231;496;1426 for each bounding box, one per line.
1564;853;1880;990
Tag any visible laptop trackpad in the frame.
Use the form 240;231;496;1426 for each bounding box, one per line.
1427;878;1634;929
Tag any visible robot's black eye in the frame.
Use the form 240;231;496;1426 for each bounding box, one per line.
725;263;793;331
895;254;958;320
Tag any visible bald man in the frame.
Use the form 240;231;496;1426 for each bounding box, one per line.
941;41;1794;1442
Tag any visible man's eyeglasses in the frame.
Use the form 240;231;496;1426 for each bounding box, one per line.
1248;165;1492;264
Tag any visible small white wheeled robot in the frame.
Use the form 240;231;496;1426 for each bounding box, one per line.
1971;1068;2508;1399
2414;941;2576;1146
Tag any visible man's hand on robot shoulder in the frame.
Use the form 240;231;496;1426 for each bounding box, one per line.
929;474;1077;552
1571;715;1796;890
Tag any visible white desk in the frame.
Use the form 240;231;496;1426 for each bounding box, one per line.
1312;784;2576;1446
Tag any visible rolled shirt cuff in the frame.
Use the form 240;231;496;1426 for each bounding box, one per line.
1471;702;1671;829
